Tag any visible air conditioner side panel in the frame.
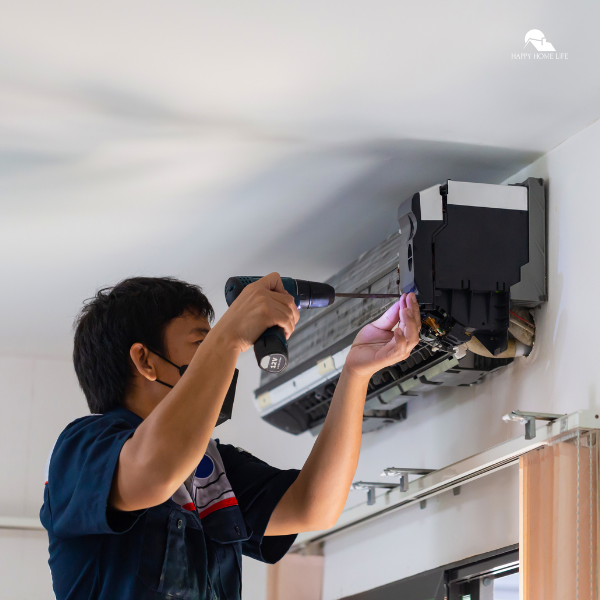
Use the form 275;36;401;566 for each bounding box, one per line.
510;177;547;306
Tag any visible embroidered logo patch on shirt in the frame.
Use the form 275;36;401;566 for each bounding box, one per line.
172;439;238;519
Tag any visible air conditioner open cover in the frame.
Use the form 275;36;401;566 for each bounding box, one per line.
254;178;546;435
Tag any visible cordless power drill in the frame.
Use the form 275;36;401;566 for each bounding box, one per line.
225;277;336;372
224;276;400;373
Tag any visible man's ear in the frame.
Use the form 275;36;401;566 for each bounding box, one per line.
130;343;158;382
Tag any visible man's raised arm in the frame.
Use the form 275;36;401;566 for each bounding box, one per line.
110;273;300;512
265;293;421;534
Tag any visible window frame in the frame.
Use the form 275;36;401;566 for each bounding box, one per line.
341;544;518;600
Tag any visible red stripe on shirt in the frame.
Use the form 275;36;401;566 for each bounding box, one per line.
182;502;196;512
199;497;238;519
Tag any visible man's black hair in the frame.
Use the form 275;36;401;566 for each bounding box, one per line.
73;277;214;414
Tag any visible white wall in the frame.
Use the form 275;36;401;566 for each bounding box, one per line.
318;117;600;598
0;357;87;599
3;116;600;599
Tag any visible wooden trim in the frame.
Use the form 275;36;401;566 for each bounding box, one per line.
266;553;324;600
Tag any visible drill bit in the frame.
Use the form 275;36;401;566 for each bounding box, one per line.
335;292;400;299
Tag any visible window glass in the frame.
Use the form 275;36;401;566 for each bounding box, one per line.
493;572;519;599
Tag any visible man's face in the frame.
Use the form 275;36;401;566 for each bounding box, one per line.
158;310;211;386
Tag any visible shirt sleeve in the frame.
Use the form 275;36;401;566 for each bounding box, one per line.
217;442;300;564
44;415;142;538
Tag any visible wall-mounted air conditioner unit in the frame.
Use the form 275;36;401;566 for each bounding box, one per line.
254;178;547;435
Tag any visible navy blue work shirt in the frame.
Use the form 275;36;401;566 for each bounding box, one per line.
40;407;300;600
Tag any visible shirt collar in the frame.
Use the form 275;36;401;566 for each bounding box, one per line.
106;405;144;429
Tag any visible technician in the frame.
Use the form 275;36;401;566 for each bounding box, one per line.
41;273;421;600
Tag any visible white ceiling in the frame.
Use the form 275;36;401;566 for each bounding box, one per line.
0;0;598;358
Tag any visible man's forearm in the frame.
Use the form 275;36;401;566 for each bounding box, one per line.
111;332;240;511
266;368;369;534
267;296;420;535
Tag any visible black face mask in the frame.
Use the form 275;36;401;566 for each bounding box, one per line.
149;349;238;426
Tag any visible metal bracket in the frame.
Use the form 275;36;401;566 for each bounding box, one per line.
351;482;398;505
502;410;565;440
381;467;436;492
